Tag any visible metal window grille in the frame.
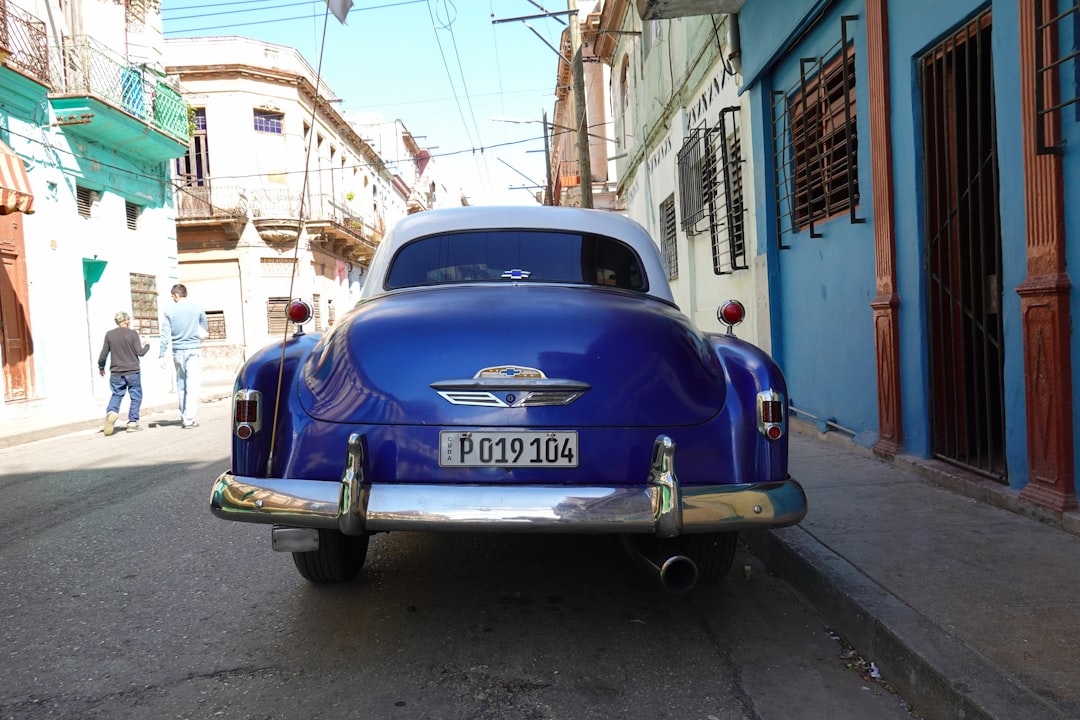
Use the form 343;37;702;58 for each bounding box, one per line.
771;16;862;246
312;293;322;331
76;186;98;218
129;273;159;336
920;8;1006;480
711;107;748;274
1034;0;1080;154
253;110;284;134
267;296;290;334
677;128;708;229
659;194;678;280
205;310;226;340
676;107;748;274
125;201;140;230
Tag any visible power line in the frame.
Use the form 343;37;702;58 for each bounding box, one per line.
162;0;426;33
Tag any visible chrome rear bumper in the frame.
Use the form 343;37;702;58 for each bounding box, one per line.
210;434;807;537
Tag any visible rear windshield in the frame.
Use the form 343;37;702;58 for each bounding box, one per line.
385;230;648;291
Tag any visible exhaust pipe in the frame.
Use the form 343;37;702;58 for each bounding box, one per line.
621;536;699;593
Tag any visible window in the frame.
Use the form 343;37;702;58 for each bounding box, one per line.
619;57;633;152
312;293;322;331
770;17;861;245
253;110;284;134
659;194;678;280
386;231;648;291
76;186;98;218
643;19;661;58
789;41;858;229
267;296;290;334
125;201;141;230
129;273;159;336
205;310;226;340
176;108;210;188
676;106;748;274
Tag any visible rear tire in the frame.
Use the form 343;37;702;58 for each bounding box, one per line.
676;531;737;583
292;529;369;583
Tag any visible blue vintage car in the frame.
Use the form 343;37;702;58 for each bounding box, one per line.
210;206;806;592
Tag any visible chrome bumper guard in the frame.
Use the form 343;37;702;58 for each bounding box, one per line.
210;434;807;537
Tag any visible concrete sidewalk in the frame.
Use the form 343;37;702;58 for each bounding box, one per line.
0;382;236;449
1;400;1077;720
742;422;1080;720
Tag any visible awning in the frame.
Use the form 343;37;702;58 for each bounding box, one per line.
0;139;35;215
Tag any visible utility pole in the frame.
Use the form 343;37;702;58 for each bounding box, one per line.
568;0;593;208
542;109;553;205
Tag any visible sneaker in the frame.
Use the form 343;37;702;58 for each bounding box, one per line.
126;422;141;433
181;421;199;429
104;411;119;436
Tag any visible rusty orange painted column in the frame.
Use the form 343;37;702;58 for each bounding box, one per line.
1017;0;1077;513
865;0;904;458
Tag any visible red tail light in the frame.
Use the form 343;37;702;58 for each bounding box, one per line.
234;390;262;440
757;390;786;441
287;299;313;324
718;299;745;328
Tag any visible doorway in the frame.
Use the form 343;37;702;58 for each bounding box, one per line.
0;212;33;401
920;9;1006;480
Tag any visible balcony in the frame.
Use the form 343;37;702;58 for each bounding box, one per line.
175;183;379;261
635;0;744;19
175;183;248;241
48;35;189;162
0;0;49;87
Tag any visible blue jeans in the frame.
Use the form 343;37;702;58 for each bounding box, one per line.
107;372;144;422
172;348;202;427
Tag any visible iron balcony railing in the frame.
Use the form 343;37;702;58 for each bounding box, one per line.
174;183;376;237
49;35;188;144
0;0;49;86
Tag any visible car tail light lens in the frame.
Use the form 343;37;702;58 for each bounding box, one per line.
717;299;745;330
234;389;262;440
757;390;786;441
287;299;313;324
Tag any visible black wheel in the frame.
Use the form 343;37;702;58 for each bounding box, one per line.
675;532;737;583
292;529;369;583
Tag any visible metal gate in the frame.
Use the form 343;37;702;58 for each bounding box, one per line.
920;9;1006;480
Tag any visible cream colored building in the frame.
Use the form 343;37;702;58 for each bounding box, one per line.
547;1;620;210
164;36;409;382
595;3;767;345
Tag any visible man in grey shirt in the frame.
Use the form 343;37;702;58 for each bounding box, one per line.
98;311;150;435
159;283;208;429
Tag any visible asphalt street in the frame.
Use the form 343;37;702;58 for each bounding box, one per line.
0;400;919;720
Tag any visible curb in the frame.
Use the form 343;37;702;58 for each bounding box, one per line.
740;526;1068;720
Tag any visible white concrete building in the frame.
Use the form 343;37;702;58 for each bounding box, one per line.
1;0;189;426
164;36;408;382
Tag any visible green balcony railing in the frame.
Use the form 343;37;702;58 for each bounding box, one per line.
50;35;189;144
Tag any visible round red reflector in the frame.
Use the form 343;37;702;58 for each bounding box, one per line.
236;424;253;440
287;299;312;324
766;425;783;440
718;300;745;327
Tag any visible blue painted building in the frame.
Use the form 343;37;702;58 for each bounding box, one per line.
737;0;1076;514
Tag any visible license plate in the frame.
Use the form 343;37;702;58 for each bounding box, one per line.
440;431;578;467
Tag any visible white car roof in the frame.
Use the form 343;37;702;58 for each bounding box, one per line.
359;205;674;303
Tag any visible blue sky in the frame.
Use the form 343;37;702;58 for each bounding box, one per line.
160;0;581;205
